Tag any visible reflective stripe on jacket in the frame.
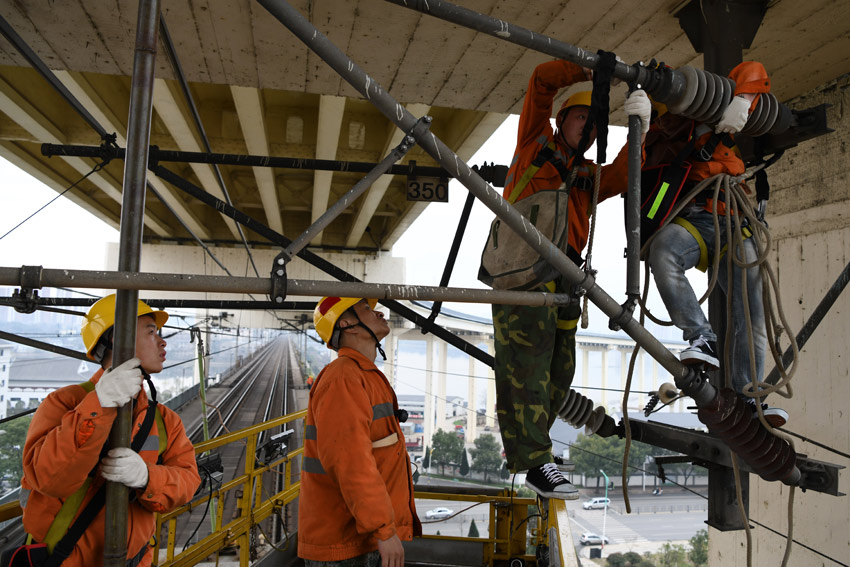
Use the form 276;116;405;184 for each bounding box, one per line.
298;348;420;561
21;369;201;567
503;59;644;254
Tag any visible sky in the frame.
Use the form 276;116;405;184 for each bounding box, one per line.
0;117;703;402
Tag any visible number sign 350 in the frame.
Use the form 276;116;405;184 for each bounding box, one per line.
406;176;448;202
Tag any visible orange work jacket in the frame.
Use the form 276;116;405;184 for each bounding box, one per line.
21;369;200;567
503;59;644;256
644;61;771;215
298;348;420;561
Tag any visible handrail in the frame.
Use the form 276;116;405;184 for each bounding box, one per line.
1;409;581;567
154;409;307;566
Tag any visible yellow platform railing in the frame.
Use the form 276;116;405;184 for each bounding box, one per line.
0;409;581;567
154;409;306;567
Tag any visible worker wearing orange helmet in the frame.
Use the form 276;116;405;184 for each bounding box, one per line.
492;59;651;500
646;61;787;426
17;295;200;567
299;297;419;567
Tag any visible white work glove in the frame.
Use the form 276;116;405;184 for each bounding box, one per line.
716;95;751;134
624;89;652;134
101;447;149;489
95;357;143;408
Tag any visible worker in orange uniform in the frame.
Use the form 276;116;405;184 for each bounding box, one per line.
646;61;788;426
17;295;200;567
493;59;651;500
299;297;420;567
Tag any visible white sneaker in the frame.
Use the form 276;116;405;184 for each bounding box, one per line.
745;398;788;428
525;463;579;500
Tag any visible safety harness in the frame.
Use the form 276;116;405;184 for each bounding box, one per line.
640;119;751;260
17;376;166;567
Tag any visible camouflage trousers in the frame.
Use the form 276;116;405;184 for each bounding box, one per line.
493;278;581;472
304;551;380;567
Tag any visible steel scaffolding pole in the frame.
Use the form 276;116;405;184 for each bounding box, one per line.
256;0;690;385
281;135;417;262
104;1;160;564
147;163;498;366
40;143;457;181
0;266;575;307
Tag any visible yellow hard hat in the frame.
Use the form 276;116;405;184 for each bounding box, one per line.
313;297;378;349
82;294;169;361
556;90;592;122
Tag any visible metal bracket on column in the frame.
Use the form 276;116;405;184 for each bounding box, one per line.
12;265;44;314
270;253;288;305
408;114;433;143
608;298;637;332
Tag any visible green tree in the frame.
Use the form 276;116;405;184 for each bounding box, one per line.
571;434;654;489
469;434;503;482
500;460;510;481
689;529;708;566
422;445;431;470
657;542;689;567
431;429;463;474
606;551;653;567
0;415;32;486
459;448;470;476
467;518;479;538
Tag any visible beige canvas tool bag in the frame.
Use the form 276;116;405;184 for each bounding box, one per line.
478;180;572;291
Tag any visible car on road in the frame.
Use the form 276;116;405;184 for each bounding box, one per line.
582;497;610;510
425;507;454;519
579;532;610;546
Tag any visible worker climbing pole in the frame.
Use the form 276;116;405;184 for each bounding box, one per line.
369;0;821;492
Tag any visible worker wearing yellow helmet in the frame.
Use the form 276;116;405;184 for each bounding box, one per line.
313;296;387;360
82;293;169;369
492;58;651;501
19;294;200;566
300;296;419;565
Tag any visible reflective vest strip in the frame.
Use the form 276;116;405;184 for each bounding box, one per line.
372;402;394;420
305;424;317;440
647;182;670;220
303;457;326;474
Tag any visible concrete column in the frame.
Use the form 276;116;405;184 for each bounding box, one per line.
423;336;434;453
485;341;497;427
466;350;477;443
436;341;447;434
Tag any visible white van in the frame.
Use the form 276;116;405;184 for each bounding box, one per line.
582;497;610;510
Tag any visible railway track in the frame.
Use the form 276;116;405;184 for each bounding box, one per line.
172;336;292;553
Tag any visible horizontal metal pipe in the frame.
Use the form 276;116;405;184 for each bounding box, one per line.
0;266;574;307
41;143;450;179
0;297;317;311
258;0;687;380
